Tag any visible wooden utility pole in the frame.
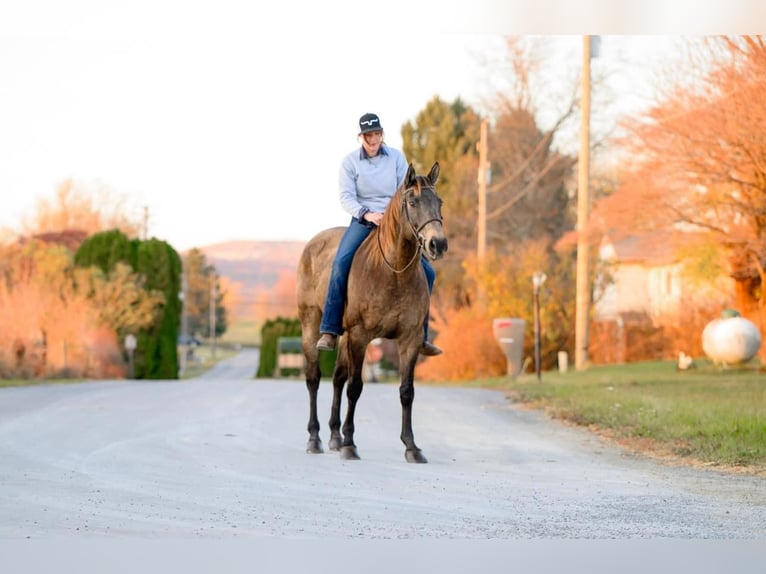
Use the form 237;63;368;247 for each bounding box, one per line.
143;206;149;240
476;117;489;312
179;273;189;376
209;275;217;360
575;35;593;371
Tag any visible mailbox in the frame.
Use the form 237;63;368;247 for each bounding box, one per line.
492;318;526;377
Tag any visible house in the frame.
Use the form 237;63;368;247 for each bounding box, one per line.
591;229;735;363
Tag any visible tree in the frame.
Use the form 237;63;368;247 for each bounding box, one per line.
181;249;228;338
75;230;182;379
77;262;165;338
23;178;144;238
614;36;766;315
401;96;483;310
134;239;182;379
73;228;135;273
400;37;581;372
486;106;576;246
0;239;127;378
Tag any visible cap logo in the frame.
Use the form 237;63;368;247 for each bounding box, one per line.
360;118;379;127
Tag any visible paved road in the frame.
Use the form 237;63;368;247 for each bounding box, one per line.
1;348;764;541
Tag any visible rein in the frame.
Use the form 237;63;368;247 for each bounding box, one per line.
376;187;443;274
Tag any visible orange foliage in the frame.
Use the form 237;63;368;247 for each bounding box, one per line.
23;178;143;237
0;280;125;378
416;307;507;382
253;269;298;321
218;275;244;321
0;241;126;378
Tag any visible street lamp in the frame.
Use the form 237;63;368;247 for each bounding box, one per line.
533;272;547;382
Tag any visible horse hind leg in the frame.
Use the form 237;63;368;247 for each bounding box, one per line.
305;367;323;453
303;326;324;454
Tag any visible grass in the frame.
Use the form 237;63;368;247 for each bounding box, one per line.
219;319;262;347
475;359;766;474
0;378;85;389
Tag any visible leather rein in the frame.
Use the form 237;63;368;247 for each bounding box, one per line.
376;187;443;274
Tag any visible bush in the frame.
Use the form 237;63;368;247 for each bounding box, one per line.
416;308;508;381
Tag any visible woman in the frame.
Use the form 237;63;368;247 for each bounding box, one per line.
316;112;442;357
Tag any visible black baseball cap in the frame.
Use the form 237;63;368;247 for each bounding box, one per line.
359;113;383;134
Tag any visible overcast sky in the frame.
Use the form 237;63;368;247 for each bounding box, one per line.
0;1;759;251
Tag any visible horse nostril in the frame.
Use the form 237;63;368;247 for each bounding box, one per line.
429;237;448;255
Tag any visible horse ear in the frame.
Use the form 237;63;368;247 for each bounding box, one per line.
428;162;440;185
405;163;417;188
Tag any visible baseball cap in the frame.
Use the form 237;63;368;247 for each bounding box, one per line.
359;113;383;134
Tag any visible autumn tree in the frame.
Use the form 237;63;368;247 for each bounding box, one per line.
23;178;144;238
401;96;483;310
181;248;228;338
615;36;766;316
402;38;580;374
76;262;165;338
0;239;153;378
75;230;182;379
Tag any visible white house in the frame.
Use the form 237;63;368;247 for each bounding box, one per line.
591;229;735;363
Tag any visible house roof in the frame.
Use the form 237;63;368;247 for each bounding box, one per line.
604;229;706;265
21;229;89;252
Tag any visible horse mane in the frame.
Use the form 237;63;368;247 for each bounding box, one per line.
369;177;424;267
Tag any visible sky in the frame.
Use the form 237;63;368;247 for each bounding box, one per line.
1;1;760;252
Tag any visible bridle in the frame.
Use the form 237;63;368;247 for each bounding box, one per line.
377;186;443;274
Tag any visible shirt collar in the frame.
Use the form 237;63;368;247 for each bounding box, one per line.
359;143;389;160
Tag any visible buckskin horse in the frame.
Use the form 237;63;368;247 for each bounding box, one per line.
296;162;447;463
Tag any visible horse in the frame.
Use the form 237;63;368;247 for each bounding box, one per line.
296;162;447;463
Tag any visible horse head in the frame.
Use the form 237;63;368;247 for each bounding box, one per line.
401;162;448;261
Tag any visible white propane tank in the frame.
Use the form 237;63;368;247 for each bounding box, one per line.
701;314;762;366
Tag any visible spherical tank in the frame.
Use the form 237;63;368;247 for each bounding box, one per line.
701;317;762;365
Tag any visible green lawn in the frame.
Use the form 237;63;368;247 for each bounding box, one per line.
219;320;262;347
476;359;766;474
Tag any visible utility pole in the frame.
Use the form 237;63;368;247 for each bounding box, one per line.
179;273;188;376
575;35;597;371
476;117;489;313
209;274;217;360
143;206;149;240
533;272;547;382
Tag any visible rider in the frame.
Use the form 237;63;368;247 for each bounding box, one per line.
316;112;442;357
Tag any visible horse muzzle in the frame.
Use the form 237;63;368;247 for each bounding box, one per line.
421;235;448;261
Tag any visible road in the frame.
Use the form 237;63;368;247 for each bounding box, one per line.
1;348;764;543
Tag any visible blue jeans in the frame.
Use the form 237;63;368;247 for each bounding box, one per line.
320;217;434;342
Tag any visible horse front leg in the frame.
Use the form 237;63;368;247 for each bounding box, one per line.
339;341;367;460
399;345;427;463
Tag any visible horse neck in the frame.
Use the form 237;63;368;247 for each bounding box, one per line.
377;221;421;276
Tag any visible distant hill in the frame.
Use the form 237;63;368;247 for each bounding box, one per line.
194;240;307;324
197;240;306;292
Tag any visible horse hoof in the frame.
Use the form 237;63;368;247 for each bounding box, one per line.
328;436;342;451
340;446;360;460
405;449;428;463
306;439;323;454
